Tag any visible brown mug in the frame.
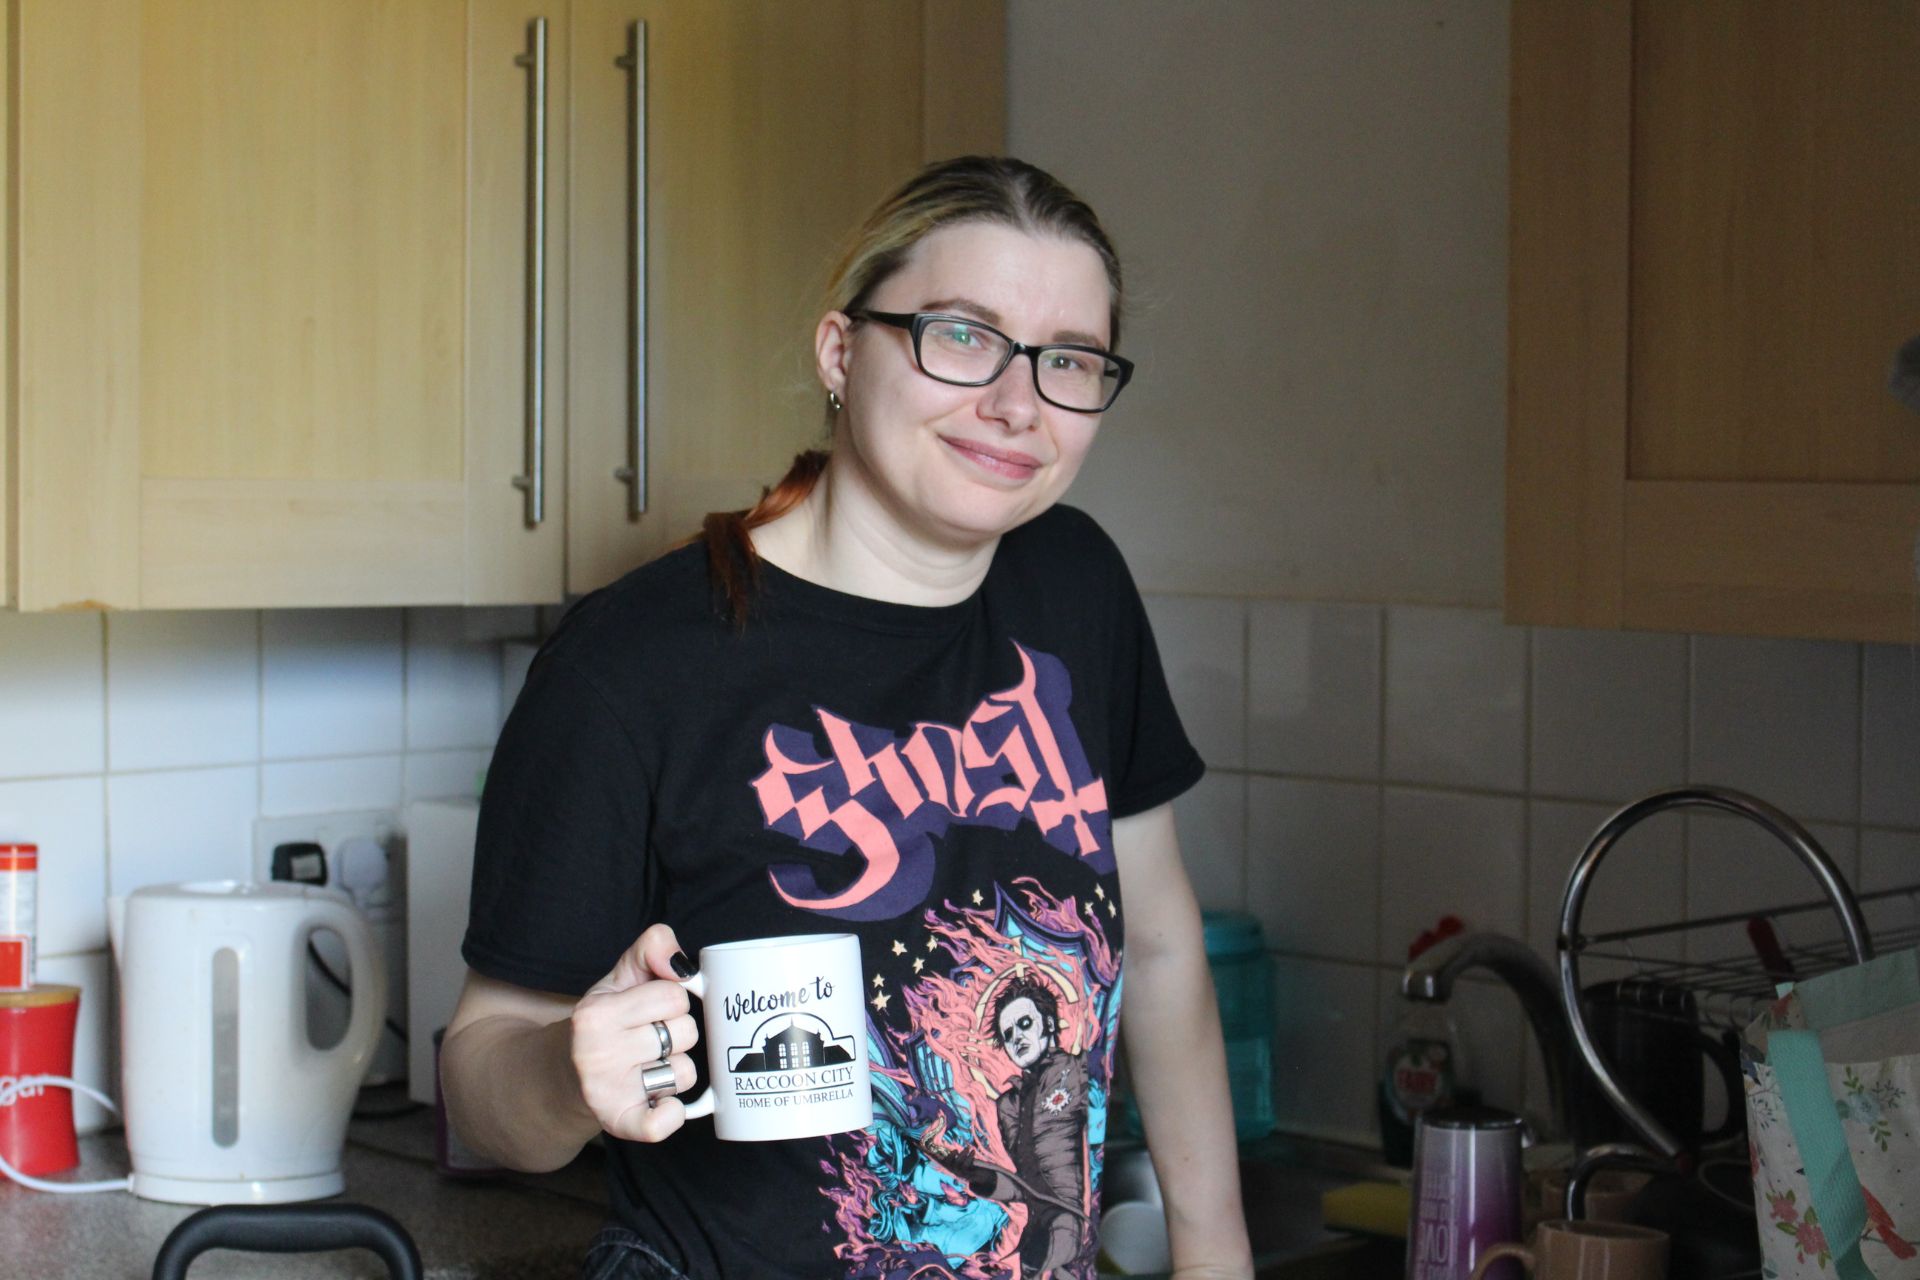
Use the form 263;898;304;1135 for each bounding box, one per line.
1468;1220;1668;1280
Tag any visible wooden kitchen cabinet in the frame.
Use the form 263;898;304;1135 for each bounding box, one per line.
3;0;1002;611
9;0;568;610
561;1;1004;592
1506;2;1920;643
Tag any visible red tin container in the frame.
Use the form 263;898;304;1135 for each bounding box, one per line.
0;984;82;1176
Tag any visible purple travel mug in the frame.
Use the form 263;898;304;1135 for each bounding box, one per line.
1407;1105;1524;1280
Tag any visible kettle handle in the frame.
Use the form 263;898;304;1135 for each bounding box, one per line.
306;894;387;1077
151;1203;420;1280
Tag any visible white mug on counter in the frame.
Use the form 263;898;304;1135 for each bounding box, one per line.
679;933;872;1142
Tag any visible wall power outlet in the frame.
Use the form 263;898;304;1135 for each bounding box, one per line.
251;809;409;1085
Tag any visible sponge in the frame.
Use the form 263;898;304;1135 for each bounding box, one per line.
1321;1181;1410;1239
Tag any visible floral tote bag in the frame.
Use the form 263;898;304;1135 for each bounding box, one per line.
1743;946;1920;1280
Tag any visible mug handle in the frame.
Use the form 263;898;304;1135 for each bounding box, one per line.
676;970;714;1120
1468;1243;1534;1280
1698;1028;1746;1144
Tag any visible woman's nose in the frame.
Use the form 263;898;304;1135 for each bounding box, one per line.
979;353;1042;431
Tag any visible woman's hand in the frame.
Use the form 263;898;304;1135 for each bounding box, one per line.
570;922;702;1143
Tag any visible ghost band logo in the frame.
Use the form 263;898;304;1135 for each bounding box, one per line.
753;643;1113;922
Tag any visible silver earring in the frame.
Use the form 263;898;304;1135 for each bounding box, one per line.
827;390;844;414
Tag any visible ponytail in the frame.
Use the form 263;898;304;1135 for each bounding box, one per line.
698;449;830;626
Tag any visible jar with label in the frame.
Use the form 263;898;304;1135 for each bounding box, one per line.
1379;917;1473;1166
0;845;37;993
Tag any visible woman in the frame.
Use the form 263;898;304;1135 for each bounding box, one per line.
443;156;1253;1280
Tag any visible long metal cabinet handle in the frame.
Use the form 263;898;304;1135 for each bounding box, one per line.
613;21;648;517
511;18;548;527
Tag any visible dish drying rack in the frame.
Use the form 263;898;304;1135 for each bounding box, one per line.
1555;785;1920;1161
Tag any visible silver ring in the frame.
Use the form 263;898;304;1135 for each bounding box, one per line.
649;1019;673;1064
641;1062;679;1104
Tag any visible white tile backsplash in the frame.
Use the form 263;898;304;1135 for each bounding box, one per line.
1689;635;1860;825
1526;800;1688;964
261;755;404;817
1861;644;1920;830
1858;828;1920;945
107;611;261;771
262;610;405;759
1143;594;1246;769
405;609;506;751
405;749;491;803
1684;813;1859;964
1384;606;1526;791
1247;777;1380;962
1530;627;1687;802
1247;600;1381;779
106;766;260;895
1173;769;1247;911
0;611;105;777
1271;956;1378;1144
1378;786;1526;963
0;776;109;956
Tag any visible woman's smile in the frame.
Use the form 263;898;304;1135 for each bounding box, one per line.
938;434;1044;482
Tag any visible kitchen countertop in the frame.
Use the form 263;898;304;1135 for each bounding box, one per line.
12;1095;1406;1279
6;1087;610;1279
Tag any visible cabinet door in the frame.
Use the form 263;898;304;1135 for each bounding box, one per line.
1507;2;1920;643
563;0;1002;593
13;0;565;610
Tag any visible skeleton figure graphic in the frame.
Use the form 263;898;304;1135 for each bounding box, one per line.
944;975;1093;1277
826;883;1118;1280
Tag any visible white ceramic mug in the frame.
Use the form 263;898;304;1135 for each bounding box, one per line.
680;933;873;1141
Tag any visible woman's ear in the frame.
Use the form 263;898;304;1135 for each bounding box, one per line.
815;310;855;400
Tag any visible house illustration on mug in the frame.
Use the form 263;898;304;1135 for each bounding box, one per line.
728;1014;857;1073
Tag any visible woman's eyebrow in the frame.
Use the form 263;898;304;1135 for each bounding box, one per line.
920;296;1107;349
920;296;1002;325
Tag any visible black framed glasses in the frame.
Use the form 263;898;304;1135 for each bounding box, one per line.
851;310;1134;414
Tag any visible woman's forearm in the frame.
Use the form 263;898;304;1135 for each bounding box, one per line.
441;1011;602;1172
1125;941;1254;1276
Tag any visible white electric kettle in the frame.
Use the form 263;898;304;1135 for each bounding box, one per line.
107;880;385;1204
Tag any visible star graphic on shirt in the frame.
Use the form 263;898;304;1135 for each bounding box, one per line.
912;958;925;974
890;940;906;956
971;889;983;905
1095;885;1106;900
1084;901;1096;917
870;991;890;1013
926;935;939;952
872;973;885;988
1108;900;1117;917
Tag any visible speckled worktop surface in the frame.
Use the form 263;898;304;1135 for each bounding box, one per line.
5;1087;610;1279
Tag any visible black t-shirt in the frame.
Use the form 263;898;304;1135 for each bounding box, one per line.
463;504;1203;1280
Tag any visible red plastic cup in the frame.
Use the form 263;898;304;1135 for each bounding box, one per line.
0;984;81;1176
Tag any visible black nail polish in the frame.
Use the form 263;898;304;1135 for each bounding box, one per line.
670;951;696;979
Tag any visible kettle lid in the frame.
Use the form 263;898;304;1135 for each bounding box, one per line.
129;879;335;904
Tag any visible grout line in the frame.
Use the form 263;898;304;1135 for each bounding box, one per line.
1681;635;1696;961
256;610;267;812
1239;600;1251;908
1854;640;1867;834
1374;604;1388;967
400;608;413;757
99;614;113;895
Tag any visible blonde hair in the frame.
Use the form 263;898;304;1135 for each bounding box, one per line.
701;156;1123;623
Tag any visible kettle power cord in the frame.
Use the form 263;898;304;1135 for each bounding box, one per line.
0;1074;134;1194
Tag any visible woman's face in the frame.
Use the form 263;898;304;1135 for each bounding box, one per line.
819;222;1114;551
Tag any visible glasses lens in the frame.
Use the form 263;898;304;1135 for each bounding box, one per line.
917;319;1009;384
1036;348;1124;412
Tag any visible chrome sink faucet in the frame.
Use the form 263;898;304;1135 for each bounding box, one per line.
1401;931;1575;1141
